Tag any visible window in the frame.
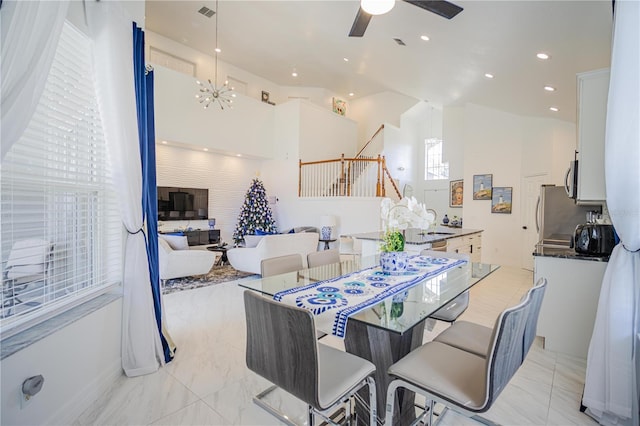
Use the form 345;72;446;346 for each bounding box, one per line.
1;22;122;336
424;138;449;180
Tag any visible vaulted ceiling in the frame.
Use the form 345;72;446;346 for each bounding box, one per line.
145;0;613;123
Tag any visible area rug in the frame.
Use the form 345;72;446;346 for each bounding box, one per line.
162;265;257;295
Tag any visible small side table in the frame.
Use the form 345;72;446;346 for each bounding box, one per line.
319;238;336;250
207;245;229;266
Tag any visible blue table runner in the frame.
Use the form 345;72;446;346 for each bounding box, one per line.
273;255;466;338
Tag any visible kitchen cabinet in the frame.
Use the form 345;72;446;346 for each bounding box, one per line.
534;255;606;358
576;69;609;204
447;232;482;262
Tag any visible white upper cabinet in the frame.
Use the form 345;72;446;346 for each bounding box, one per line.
576;69;610;204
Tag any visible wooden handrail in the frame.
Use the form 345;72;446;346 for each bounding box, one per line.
300;157;381;167
299;152;401;198
355;124;385;159
381;158;402;199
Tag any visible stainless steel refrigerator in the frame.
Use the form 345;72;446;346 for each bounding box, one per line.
536;185;600;248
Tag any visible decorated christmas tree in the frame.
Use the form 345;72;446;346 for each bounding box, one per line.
233;178;278;244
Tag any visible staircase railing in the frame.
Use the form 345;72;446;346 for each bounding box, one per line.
299;154;402;199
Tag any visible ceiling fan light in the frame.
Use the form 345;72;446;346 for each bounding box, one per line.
361;0;395;15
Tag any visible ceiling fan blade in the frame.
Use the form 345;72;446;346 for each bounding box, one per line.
403;0;463;19
348;7;372;37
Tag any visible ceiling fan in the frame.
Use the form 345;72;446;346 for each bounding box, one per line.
349;0;463;37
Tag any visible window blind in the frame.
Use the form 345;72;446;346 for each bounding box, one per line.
1;22;123;335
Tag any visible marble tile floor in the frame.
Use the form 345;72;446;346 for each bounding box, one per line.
74;267;597;426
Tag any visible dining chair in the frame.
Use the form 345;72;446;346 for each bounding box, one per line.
260;254;304;277
244;290;377;426
433;277;548;358
384;277;547;425
2;239;54;318
339;235;361;261
307;249;340;268
420;250;471;324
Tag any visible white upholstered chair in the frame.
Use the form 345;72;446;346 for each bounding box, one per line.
157;236;216;282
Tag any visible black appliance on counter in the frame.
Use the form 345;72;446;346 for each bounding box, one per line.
537;185;599;249
574;224;616;256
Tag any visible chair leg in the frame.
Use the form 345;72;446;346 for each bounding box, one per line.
308;405;314;426
367;376;377;426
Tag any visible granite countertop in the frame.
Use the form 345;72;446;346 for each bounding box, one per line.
533;246;610;262
351;227;482;245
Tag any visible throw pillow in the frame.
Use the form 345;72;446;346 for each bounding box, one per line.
255;229;273;236
244;235;264;248
159;234;189;250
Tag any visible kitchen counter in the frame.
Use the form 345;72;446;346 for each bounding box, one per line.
350;227;483;246
533;246;609;262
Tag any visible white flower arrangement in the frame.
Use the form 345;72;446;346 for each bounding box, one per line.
380;197;435;252
380;197;433;232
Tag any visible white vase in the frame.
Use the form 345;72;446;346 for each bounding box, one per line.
380;251;409;274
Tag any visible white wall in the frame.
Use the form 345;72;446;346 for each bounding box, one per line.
457;104;575;268
1;300;123;426
156;144;264;244
348;91;420;149
146;31;343;111
298;100;358;161
154;66;275;158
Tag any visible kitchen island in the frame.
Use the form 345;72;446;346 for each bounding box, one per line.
351;227;483;262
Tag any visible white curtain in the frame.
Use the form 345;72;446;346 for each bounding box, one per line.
0;0;69;159
86;0;164;376
583;1;640;425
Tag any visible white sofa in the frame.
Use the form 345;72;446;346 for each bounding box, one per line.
158;236;216;281
227;232;320;275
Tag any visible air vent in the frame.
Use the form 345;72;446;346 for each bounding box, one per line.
393;38;406;46
198;6;215;18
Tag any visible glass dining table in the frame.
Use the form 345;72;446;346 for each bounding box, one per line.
239;255;499;425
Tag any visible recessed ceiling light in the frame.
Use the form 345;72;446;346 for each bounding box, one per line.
203;148;209;151
161;140;167;144
292;71;298;77
349;92;355;97
236;154;242;157
544;86;556;92
549;107;559;112
484;73;494;79
343;57;349;62
420;35;430;41
214;47;221;53
537;52;550;60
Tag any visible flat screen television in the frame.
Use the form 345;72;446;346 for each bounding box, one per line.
157;187;208;221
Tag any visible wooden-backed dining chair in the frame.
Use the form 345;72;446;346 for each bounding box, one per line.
307;249;340;268
420;250;471;324
260;254;304;278
244;290;377;425
384;278;547;425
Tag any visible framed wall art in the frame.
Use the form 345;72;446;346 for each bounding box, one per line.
332;97;346;116
450;179;464;207
491;187;513;214
473;174;493;200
